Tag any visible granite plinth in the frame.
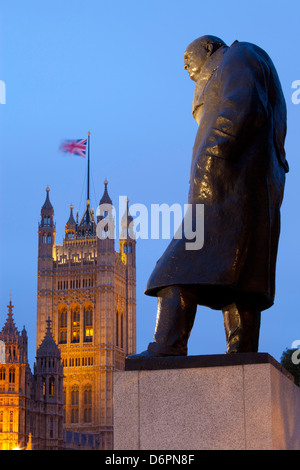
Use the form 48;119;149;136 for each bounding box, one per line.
125;352;291;374
114;353;300;450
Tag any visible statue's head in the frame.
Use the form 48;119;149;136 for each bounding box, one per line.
184;35;226;82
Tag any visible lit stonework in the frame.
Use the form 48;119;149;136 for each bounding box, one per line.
0;300;29;450
36;182;136;449
0;302;63;450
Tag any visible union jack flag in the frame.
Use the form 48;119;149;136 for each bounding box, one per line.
60;138;87;158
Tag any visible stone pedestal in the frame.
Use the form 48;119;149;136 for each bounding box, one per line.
114;353;300;450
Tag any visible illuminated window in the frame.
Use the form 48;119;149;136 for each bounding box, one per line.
84;305;93;342
71;305;80;343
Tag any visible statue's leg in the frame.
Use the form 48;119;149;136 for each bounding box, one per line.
222;301;261;353
147;285;197;356
128;285;197;358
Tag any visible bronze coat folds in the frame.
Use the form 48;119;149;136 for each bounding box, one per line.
145;41;288;311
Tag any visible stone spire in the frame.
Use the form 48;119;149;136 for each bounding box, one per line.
41;186;54;215
121;198;135;240
1;298;18;343
100;178;112;205
66;204;76;226
36;317;61;358
0;296;28;364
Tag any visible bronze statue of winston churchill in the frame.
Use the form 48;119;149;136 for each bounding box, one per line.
129;35;288;357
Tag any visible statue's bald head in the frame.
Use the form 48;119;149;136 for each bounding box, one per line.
184;35;227;82
187;35;226;56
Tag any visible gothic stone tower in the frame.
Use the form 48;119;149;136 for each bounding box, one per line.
36;182;136;450
0;300;29;450
33;317;64;450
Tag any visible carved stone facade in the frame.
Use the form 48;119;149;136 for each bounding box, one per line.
36;182;136;449
0;302;63;450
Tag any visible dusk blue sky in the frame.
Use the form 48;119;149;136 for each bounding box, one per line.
0;0;299;367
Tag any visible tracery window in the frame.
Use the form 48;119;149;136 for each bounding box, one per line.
9;368;15;383
49;377;55;396
59;305;68;344
71;305;80;343
83;384;92;423
84;305;93;342
0;367;5;381
10;410;13;432
121;312;124;349
71;385;79;423
116;310;119;346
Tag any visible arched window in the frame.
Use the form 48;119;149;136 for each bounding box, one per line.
47;233;52;244
42;233;47;243
71;386;79;405
84;305;93;343
116;310;119;346
0;367;5;381
49;377;55;396
63;388;66;424
49;416;54;438
71;305;80;343
59;305;68;344
9;410;13;432
71;385;79;423
9;368;15;383
83;384;92;423
121;313;124;349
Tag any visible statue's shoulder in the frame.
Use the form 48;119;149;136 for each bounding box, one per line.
226;40;272;67
219;40;273;79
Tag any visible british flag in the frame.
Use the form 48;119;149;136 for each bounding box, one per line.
60;138;87;158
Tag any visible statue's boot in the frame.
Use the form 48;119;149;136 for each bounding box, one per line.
222;301;261;353
128;285;197;358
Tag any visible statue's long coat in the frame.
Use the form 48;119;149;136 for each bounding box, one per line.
145;41;288;311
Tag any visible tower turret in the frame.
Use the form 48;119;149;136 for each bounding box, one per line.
119;198;136;267
37;187;56;349
0;298;29;450
119;199;136;355
38;187;56;258
64;204;76;240
34;317;63;450
97;179;115;252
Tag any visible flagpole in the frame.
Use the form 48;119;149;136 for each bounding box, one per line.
87;131;90;201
